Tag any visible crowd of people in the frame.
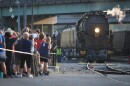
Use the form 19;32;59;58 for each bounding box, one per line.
0;27;55;78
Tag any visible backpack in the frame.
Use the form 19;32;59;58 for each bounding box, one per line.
38;42;49;57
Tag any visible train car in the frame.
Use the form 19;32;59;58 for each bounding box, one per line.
113;30;130;56
76;11;109;62
60;27;80;58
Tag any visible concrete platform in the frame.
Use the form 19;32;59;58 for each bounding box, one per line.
108;56;129;62
48;66;60;73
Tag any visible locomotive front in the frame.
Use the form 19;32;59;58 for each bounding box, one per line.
76;11;109;50
76;11;109;62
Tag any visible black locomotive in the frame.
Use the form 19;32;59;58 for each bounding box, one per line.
76;11;109;62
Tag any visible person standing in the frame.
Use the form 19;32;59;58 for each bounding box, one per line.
38;34;50;75
12;37;22;77
36;33;44;75
51;38;57;66
4;31;17;78
46;36;52;66
0;31;9;78
56;47;62;63
19;32;33;78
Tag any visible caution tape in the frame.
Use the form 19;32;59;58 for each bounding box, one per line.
0;48;56;59
0;48;33;55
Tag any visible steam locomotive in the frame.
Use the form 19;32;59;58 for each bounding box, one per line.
60;11;110;62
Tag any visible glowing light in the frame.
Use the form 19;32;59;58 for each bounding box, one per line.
95;28;100;33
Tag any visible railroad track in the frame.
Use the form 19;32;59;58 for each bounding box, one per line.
87;62;130;86
87;62;130;75
106;63;130;75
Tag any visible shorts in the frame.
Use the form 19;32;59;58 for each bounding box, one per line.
0;58;6;62
14;53;21;65
20;54;33;68
40;57;48;62
0;52;6;62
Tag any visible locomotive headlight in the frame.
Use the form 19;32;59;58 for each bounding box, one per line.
95;27;100;33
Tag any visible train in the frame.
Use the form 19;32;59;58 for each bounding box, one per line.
76;11;109;62
60;27;79;58
58;11;130;62
60;11;110;62
113;30;130;56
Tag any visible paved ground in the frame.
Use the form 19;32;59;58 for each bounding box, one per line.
1;62;130;86
0;73;130;86
0;57;130;86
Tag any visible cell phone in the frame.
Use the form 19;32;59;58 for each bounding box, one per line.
32;33;38;38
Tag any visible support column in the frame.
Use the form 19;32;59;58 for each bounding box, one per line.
31;0;34;30
24;0;27;28
48;24;53;36
16;0;20;32
42;24;44;32
0;7;2;18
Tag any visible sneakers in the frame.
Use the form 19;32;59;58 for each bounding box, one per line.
18;74;33;78
28;74;33;78
19;74;22;78
3;74;10;78
44;71;49;76
39;71;44;76
13;75;19;78
9;75;14;78
23;72;28;77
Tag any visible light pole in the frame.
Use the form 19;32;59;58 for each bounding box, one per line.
0;0;2;18
31;0;34;30
16;0;20;32
0;7;2;18
24;0;27;29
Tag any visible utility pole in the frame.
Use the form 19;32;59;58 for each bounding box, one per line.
31;0;34;29
16;0;20;32
24;0;27;28
0;0;2;18
0;8;2;18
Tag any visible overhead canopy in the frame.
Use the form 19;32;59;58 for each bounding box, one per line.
33;16;57;25
33;15;81;25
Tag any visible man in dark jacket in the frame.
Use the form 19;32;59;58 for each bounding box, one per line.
5;31;17;78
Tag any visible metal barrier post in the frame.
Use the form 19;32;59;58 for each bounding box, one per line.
52;54;56;66
128;55;130;64
50;53;56;66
